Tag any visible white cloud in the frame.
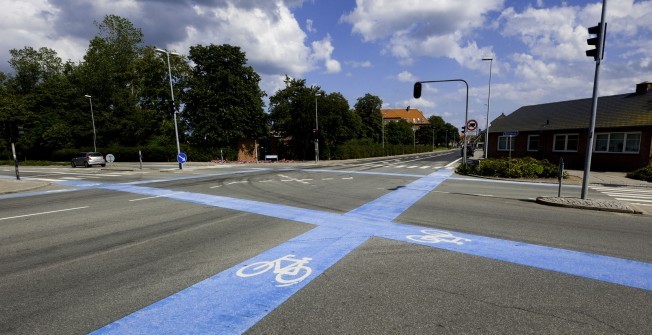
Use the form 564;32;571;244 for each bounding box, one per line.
397;70;416;82
345;60;372;68
342;0;503;67
306;19;316;33
310;35;341;74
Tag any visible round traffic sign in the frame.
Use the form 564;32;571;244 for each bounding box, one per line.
106;154;115;163
177;152;187;164
466;119;478;131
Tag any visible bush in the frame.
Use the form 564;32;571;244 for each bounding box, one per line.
627;166;652;182
457;157;563;179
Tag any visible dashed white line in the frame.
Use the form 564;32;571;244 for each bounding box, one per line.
0;206;89;221
129;192;183;202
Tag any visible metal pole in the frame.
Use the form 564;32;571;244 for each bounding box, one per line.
482;57;493;159
12;142;20;180
315;94;320;163
432;126;435;151
85;95;96;152
581;0;607;199
157;48;183;170
381;114;384;150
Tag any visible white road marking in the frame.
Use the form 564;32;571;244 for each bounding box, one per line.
129;192;183;202
0;206;89;221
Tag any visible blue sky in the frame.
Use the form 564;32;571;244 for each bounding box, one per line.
1;0;651;130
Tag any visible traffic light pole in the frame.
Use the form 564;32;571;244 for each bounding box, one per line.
581;0;607;199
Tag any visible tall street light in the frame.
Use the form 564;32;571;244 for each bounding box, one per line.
315;93;321;163
482;57;493;159
84;95;97;152
155;47;182;170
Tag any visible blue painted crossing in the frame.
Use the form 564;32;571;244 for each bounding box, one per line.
4;168;651;333
88;167;652;334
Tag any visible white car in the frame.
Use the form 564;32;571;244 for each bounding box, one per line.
71;152;106;168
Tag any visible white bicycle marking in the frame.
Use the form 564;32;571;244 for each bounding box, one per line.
236;254;313;287
406;229;472;245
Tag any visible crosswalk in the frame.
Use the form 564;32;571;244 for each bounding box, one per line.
590;185;652;206
352;162;445;170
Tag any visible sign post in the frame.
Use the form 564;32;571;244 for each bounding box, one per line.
177;152;188;166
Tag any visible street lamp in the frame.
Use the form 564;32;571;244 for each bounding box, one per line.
155;47;182;170
315;93;321;163
482;57;493;159
84;95;97;152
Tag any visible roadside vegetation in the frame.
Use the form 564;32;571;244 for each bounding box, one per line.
456;157;562;179
626;165;652;182
1;15;460;163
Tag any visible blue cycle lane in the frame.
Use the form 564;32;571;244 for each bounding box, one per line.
9;168;649;334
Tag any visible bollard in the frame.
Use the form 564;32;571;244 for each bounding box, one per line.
557;157;564;197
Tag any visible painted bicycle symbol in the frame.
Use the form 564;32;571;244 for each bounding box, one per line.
406;229;471;245
236;254;313;287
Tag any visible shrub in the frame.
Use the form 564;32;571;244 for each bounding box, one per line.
626;166;652;182
457;157;562;179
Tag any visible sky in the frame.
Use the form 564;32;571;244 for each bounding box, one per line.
1;0;651;131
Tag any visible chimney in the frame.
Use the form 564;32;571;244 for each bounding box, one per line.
635;81;652;94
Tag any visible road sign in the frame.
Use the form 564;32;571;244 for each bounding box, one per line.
503;131;519;136
106;154;115;163
466;119;478;130
177;152;187;164
465;130;478;136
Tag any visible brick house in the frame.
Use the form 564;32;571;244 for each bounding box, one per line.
487;82;652;171
381;108;430;130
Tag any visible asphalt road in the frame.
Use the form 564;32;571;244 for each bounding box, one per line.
0;152;650;334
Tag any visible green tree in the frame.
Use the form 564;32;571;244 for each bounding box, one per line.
268;76;317;160
315;92;360;159
385;120;414;145
183;44;267;156
78;15;145;147
353;93;383;142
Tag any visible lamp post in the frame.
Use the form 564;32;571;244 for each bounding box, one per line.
381;111;385;150
482;57;493;159
84;95;97;152
155;47;182;170
315;93;321;163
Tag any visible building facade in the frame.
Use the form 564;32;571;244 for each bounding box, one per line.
487;82;652;171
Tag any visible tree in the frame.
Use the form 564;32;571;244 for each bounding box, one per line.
385;120;414;145
78;15;145;147
183;44;267;155
353;93;383;142
268;76;317;160
315;92;359;159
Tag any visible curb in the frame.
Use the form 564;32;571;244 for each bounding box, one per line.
535;197;642;214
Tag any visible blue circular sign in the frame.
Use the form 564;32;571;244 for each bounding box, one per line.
177;152;187;164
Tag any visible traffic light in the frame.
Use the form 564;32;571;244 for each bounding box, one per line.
413;82;422;99
586;22;606;61
460;126;465;134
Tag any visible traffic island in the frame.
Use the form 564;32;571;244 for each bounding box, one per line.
536;196;643;214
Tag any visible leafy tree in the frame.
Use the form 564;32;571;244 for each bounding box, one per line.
385;120;414;145
8;47;62;94
268;76;317;160
353;93;383;142
78;15;145;147
315;92;360;159
183;44;267;156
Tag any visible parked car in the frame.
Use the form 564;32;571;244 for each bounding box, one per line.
71;152;106;168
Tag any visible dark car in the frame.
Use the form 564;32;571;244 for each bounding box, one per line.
71;152;106;168
461;145;474;157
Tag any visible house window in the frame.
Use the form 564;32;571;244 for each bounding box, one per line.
553;134;579;152
594;132;641;153
527;135;539;152
497;136;515;151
